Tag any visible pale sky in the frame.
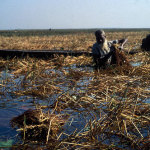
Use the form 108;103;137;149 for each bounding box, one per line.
0;0;150;30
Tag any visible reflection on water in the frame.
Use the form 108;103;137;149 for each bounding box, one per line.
145;97;150;103
0;108;25;148
131;62;142;67
0;109;22;137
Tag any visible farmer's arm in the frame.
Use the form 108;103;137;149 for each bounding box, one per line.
118;38;128;45
110;39;128;50
118;39;128;49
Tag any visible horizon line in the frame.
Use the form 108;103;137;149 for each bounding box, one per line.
1;27;150;31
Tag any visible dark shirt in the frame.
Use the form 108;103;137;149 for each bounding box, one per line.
92;40;118;68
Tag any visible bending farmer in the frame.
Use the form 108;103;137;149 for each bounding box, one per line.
92;30;127;69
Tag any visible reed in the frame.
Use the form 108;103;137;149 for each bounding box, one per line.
0;31;149;52
0;31;149;149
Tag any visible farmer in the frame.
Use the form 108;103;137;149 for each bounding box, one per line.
92;30;127;69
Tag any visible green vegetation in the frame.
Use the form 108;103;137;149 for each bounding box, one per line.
0;28;150;37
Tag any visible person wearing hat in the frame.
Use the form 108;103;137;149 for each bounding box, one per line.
92;30;127;69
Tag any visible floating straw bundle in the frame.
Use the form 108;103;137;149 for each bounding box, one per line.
11;109;68;142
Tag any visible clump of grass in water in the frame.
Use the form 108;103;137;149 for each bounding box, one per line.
11;108;69;143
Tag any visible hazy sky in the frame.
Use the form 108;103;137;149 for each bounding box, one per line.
0;0;150;29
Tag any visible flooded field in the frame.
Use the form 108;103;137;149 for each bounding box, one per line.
0;30;150;149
